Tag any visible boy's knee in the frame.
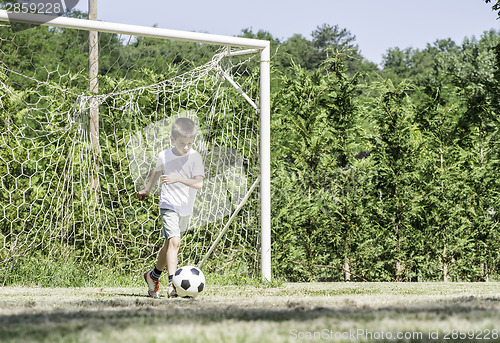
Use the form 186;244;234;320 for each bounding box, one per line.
168;236;181;250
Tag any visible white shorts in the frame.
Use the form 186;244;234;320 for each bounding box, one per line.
160;208;191;240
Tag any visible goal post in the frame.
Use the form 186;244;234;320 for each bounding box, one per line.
0;10;271;281
259;45;271;282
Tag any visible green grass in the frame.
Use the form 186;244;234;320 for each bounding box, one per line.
1;256;138;287
1;282;499;343
1;255;282;289
3;258;499;342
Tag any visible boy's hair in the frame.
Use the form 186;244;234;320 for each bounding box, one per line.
171;117;197;139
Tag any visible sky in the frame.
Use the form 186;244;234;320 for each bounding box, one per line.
73;0;499;65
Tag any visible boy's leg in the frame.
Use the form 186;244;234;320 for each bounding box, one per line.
144;240;168;298
166;236;181;275
156;239;169;271
144;243;166;298
165;236;181;297
151;236;181;297
155;236;181;274
145;209;186;298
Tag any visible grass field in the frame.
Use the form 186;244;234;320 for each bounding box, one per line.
1;282;499;343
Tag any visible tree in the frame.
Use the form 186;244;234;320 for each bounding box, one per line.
444;30;500;280
381;39;458;86
410;29;500;281
312;24;373;76
271;51;369;281
274;24;378;76
485;0;500;18
275;33;319;72
312;24;359;56
368;79;421;281
413;74;471;282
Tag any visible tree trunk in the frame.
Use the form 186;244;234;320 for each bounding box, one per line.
344;258;351;281
442;246;448;282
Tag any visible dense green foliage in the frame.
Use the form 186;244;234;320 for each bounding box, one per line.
267;26;500;282
0;8;499;284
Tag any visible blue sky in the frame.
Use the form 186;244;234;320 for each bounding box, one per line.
73;0;499;65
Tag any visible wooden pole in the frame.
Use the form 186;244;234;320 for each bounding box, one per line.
89;0;99;190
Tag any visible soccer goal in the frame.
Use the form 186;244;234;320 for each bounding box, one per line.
0;10;271;282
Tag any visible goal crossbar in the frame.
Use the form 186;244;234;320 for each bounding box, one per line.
0;10;268;49
0;10;272;281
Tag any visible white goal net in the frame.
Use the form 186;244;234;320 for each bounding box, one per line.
0;13;268;283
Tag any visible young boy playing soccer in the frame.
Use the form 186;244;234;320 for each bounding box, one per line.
137;117;205;298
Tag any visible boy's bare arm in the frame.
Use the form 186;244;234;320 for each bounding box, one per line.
161;175;204;190
137;170;163;200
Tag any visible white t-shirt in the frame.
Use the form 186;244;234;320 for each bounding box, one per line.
154;148;205;216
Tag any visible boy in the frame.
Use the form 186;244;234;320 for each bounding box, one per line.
137;117;205;298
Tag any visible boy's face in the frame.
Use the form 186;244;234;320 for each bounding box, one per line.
171;136;194;156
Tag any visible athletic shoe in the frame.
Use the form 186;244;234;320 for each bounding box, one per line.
144;271;159;298
167;283;177;298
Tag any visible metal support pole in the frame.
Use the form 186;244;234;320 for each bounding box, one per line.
198;176;261;269
260;44;271;281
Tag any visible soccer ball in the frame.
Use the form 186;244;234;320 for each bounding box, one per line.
172;266;205;298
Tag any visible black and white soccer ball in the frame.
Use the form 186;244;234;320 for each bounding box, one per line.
172;266;205;298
